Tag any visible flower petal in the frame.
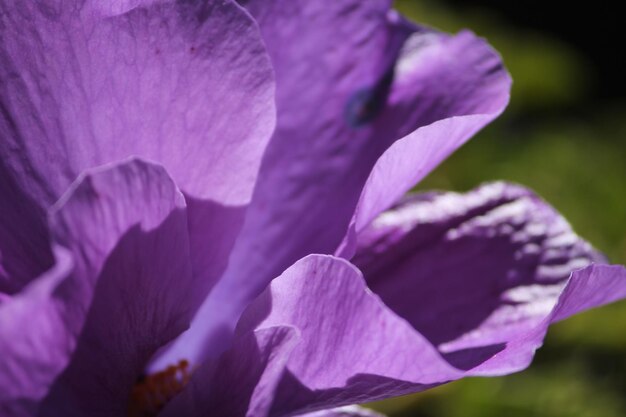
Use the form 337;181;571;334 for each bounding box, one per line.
351;182;606;370
0;159;194;415
238;246;625;414
339;33;511;257
168;0;511;368
161;326;299;417
0;0;275;205
236;255;461;415
472;263;626;376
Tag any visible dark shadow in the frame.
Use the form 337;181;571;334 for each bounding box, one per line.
40;211;193;416
442;343;506;370
170;326;297;416
0;159;54;295
270;370;442;417
182;195;247;314
353;193;571;371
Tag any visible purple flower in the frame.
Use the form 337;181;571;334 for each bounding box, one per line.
0;1;624;417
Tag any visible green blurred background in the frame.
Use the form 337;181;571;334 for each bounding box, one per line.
368;1;626;416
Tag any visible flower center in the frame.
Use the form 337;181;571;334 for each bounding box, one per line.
128;360;191;417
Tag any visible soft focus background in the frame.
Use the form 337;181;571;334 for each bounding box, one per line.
369;1;626;416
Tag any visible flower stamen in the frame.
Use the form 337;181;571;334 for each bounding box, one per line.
128;359;191;417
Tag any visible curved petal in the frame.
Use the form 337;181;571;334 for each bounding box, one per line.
351;182;605;369
339;32;512;258
337;108;508;258
472;263;626;376
0;0;275;205
236;255;462;416
0;159;195;415
41;159;195;416
237;251;625;415
162;326;299;417
164;0;511;368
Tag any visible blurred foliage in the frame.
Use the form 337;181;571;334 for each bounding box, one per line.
365;1;626;416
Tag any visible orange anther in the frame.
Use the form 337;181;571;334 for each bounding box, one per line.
127;359;193;417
